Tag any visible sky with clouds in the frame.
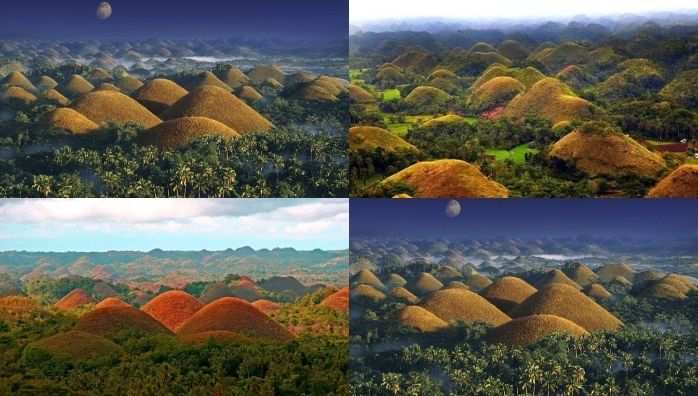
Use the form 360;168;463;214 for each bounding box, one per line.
0;199;348;252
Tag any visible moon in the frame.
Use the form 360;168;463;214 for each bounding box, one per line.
97;2;112;20
445;199;461;218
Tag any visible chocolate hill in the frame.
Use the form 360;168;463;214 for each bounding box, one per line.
136;116;241;148
350;270;385;290
95;297;131;309
486;314;589;347
549;122;666;177
419;288;510;326
75;306;173;336
392;305;448;332
509;284;622;331
33;331;123;361
480;276;537;312
320;287;349;311
380;160;509;198
350;284;387;304
131;78;188;114
251;299;282;314
55;289;95;310
176;297;293;341
161;85;274;134
43;108;99;135
646;165;698;198
349;126;417;152
71;91;162;128
142;290;204;332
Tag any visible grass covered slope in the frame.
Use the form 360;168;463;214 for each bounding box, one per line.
391;305;448;332
509;284;623;331
466;76;525;112
419;288;511;326
486;314;589;347
136;116;241;148
131;78;188;115
646;165;698;197
43;108;99;135
549;121;666;177
480;276;537;312
71;91;162;128
176;297;294;341
32;331;123;360
161;85;274;134
75;306;174;336
349;126;417;152
141;290;204;332
380;159;509;198
503;77;593;124
55;289;95;310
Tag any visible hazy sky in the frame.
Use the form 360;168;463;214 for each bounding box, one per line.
351;199;698;240
0;199;348;252
351;0;698;24
0;0;348;41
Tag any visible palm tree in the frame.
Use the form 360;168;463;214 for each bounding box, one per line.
32;175;54;197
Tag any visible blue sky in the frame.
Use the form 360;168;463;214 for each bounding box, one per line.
0;199;348;252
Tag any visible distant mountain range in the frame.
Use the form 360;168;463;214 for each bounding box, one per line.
0;247;349;282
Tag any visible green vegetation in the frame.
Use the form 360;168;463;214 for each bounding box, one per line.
485;143;539;163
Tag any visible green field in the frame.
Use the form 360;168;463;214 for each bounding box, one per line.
485;143;538;163
379;89;401;100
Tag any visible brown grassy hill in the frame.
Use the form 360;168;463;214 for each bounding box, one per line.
349;126;417;152
43;108;100;135
529;42;589;71
657;274;696;295
36;75;58;90
389;287;418;304
131;78;188;115
480;276;537;312
319;287;349;311
556;65;598;91
384;274;407;289
639;283;687;300
503;77;592;124
199;283;237;304
348;84;375;103
238;85;263;102
391;51;438;73
409;273;444;295
421;114;465;127
75;306;173;336
428;69;459;80
563;263;599;286
446;281;470;289
466;76;524;111
659;69;698;108
634;271;662;284
404;86;451;107
130;292;153;307
2;71;35;91
2;86;37;103
0;296;45;320
41;88;70;105
142;290;204;332
535;269;582;290
93;282;118;298
438;266;462;281
176;297;294;341
95;297;131;309
470;52;513;67
381;159;509;198
59;75;95;97
375;67;406;84
350;284;387;304
419;288;510;325
136;116;240;148
292;84;338;102
188;71;232;91
646;165;698;198
162;85;274;133
486;314;589;347
285;71;314;86
115;76;144;92
463;274;493;291
611;276;632;287
498;40;530;60
247;65;286;84
392;305;448;332
56;289;95;310
509;284;622;331
470;42;498;53
263;78;284;89
595;263;636;283
549;122;666;177
71;91;162;128
350;269;385;290
33;331;123;360
582;284;612;300
314;76;347;95
179;330;248;344
95;83;120;92
215;65;250;89
89;68;114;83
